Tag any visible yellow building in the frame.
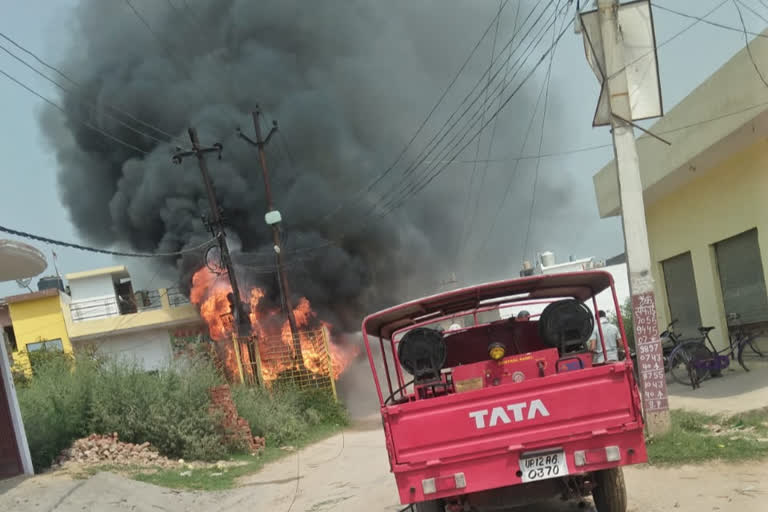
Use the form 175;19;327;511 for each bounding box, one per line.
593;33;768;350
4;289;72;374
2;266;206;374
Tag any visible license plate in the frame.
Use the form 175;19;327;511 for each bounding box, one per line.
518;449;569;483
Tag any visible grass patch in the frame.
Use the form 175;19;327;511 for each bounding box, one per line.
648;409;768;464
133;423;343;491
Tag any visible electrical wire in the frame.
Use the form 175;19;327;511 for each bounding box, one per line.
358;2;560;228
372;1;557;213
0;31;184;144
521;2;564;266
470;59;554;266
276;12;575;255
0;223;216;258
320;0;513;224
733;0;768;88
457;0;506;261
123;0;192;79
458;0;524;264
652;2;768;39
0;66;149;155
378;10;575;219
0;41;170;147
380;2;568;212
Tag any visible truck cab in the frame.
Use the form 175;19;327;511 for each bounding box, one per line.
362;271;645;511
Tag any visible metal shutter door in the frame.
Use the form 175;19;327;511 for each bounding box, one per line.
715;228;768;326
662;251;702;339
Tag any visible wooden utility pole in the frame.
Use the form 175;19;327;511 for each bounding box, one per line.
238;107;303;366
596;0;670;434
172;128;254;385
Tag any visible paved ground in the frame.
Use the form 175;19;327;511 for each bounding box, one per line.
2;360;767;511
1;421;767;512
667;359;768;415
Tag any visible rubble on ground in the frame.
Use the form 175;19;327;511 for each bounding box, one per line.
50;433;178;470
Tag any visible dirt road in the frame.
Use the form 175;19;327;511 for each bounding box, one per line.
1;419;766;512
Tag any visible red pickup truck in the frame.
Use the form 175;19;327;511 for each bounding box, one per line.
362;271;646;511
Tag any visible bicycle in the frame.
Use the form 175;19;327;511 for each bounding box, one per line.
726;313;764;370
666;330;716;387
677;316;762;389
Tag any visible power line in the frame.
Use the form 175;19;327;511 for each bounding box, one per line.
457;0;507;260
0;223;216;258
733;0;768;88
123;0;192;79
362;1;561;227
0;30;184;144
0;66;149;155
373;1;558;213
0;41;169;147
470;65;553;266
378;7;574;218
522;2;565;265
652;2;768;39
608;0;730;80
320;0;513;224
389;3;568;205
458;0;524;263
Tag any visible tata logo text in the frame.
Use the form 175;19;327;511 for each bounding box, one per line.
468;399;550;429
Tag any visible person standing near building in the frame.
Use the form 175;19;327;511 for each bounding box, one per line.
589;310;620;364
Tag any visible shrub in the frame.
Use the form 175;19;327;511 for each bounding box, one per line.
18;354;233;470
87;357;231;461
18;351;348;471
232;385;348;447
17;353;98;470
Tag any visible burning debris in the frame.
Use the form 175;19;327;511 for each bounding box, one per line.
191;266;359;384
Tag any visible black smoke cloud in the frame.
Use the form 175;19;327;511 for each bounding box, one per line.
42;0;571;331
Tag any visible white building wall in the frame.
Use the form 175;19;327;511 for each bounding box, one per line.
81;328;173;371
69;275;118;321
594;263;631;317
69;274;116;301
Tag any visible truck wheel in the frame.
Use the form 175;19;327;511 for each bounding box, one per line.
592;467;627;512
413;500;442;512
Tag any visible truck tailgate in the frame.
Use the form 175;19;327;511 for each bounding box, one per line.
386;364;640;466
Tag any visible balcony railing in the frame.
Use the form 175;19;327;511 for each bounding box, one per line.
166;287;190;307
69;287;192;322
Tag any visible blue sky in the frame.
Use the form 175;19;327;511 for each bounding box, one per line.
0;0;759;296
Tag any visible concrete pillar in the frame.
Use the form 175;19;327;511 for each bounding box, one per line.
159;288;171;310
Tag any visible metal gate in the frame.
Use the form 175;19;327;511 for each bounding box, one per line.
715;228;768;326
0;369;22;478
662;251;702;339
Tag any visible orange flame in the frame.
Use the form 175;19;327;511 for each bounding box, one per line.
190;266;359;384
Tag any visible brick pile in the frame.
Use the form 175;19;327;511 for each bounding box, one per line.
51;433;177;469
209;385;266;453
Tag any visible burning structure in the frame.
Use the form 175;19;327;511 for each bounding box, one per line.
190;266;357;387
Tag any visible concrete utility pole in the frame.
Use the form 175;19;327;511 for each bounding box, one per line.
173;128;252;384
239;107;303;367
597;0;670;434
